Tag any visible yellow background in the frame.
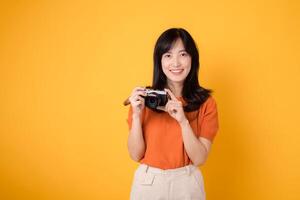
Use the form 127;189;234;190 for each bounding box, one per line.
1;0;299;199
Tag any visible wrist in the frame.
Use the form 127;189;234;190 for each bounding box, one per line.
179;117;189;127
132;112;141;120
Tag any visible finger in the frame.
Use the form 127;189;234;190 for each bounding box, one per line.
132;97;143;107
131;97;140;104
166;103;175;114
131;90;146;98
164;88;177;100
137;96;145;104
165;101;170;112
167;107;177;115
166;101;176;110
131;92;145;101
171;103;183;112
168;104;177;112
131;88;145;97
156;106;166;112
133;95;143;102
168;99;180;104
168;100;183;108
136;90;147;96
166;101;180;113
126;87;146;106
129;95;140;104
166;100;181;107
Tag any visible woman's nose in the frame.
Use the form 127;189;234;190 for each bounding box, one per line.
172;56;180;67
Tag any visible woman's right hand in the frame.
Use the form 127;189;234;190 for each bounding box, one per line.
129;87;146;115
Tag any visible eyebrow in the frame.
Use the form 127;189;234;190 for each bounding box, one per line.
165;49;187;53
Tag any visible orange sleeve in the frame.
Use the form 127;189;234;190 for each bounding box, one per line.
198;96;219;142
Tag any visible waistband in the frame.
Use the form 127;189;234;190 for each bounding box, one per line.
138;164;198;176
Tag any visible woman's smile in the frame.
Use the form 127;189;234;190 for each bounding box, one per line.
169;69;184;75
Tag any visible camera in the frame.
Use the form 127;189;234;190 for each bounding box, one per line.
143;89;169;110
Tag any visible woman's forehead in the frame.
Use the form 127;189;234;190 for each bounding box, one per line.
167;38;185;52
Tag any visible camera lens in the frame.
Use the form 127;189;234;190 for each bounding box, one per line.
146;96;160;109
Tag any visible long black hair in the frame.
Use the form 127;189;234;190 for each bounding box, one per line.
152;28;212;112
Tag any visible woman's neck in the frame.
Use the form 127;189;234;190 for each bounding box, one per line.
166;81;183;97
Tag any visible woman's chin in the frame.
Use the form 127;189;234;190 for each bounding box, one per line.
167;78;186;84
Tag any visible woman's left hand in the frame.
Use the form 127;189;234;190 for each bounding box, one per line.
157;89;187;123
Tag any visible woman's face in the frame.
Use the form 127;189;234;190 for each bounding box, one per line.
161;38;192;85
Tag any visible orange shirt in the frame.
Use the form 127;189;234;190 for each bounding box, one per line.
127;96;219;170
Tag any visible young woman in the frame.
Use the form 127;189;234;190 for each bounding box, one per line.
126;28;219;200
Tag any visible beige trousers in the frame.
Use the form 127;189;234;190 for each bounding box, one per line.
130;164;206;200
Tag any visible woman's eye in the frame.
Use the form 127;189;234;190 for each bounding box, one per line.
181;53;187;56
164;54;171;58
